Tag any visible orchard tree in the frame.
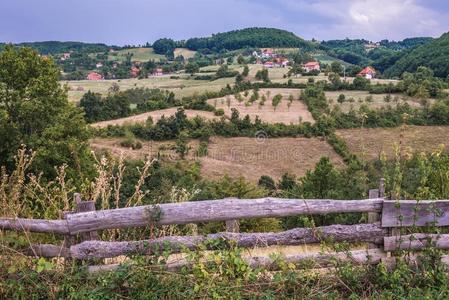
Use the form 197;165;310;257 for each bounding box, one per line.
0;46;92;179
272;94;282;111
331;61;343;74
185;62;199;74
242;65;250;77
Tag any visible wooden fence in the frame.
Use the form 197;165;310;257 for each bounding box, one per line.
3;179;449;272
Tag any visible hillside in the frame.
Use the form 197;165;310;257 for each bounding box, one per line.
0;41;114;54
184;27;314;51
385;32;449;78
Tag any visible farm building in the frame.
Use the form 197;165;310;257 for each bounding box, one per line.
263;61;274;68
358;66;376;79
261;48;275;58
130;66;140;78
152;68;164;76
87;72;103;81
303;61;320;72
61;52;71;60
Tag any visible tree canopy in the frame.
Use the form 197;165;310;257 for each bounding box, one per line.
0;45;92;178
385;32;449;78
185;27;314;51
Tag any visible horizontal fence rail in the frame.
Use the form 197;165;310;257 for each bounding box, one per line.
1;197;384;235
28;223;386;260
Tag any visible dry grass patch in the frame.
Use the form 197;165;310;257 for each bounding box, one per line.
208;88;314;124
201;136;344;182
326;91;431;112
91;108;218;128
174;48;197;59
91;136;344;182
336;125;449;161
65;76;236;102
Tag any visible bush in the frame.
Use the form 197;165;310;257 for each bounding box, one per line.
214;108;225;116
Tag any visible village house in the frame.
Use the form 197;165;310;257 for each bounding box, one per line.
358;66;376;79
364;42;380;52
261;48;275;58
96;62;103;69
87;71;103;81
61;52;71;61
152;68;164;76
263;61;274;68
130;66;140;78
303;61;320;72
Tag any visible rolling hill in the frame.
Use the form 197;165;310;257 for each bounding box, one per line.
385;32;449;78
184;27;314;51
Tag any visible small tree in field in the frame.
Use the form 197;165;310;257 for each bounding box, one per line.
272;94;282;111
175;132;190;159
287;94;294;111
227;95;233;107
242;65;250;77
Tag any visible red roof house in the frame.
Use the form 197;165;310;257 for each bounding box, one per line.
358;67;376;79
130;66;140;78
152;68;164;76
87;72;103;81
303;61;320;72
263;61;274;68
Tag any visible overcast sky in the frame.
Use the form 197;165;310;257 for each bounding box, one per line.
1;0;449;45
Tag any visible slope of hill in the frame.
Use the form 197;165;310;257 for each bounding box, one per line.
385;32;449;78
184;27;314;51
0;41;115;54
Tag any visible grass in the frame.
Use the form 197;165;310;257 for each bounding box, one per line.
65;75;236;102
91;136;345;182
91;108;218;128
108;47;165;62
336;125;449;161
174;48;197;59
325;90;431;112
207;88;314;124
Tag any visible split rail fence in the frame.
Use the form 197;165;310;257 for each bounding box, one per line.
3;179;449;272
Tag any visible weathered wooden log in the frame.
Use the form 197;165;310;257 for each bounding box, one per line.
26;244;71;258
382;200;449;227
70;223;385;259
0;218;69;234
66;198;384;234
384;233;449;251
88;248;388;273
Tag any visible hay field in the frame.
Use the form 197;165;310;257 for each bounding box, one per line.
325;91;430;112
65;76;236;102
91;108;218;128
91;136;344;182
108;47;165;62
207;88;314;124
174;48;197;59
336;125;449;161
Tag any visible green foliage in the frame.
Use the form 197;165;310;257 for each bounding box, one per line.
185;27;314;51
80;88;177;123
386;32;449;78
185;61;200;74
0;45;92;179
255;68;270;82
152;38;177;55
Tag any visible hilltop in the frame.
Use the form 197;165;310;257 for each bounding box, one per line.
385;32;449;78
183;27;314;51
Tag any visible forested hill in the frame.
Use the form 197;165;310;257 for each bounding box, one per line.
184;27;314;51
0;41;114;54
385;32;449;78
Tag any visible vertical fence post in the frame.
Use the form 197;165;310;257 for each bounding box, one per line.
367;178;385;249
226;220;240;233
74;194;99;241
